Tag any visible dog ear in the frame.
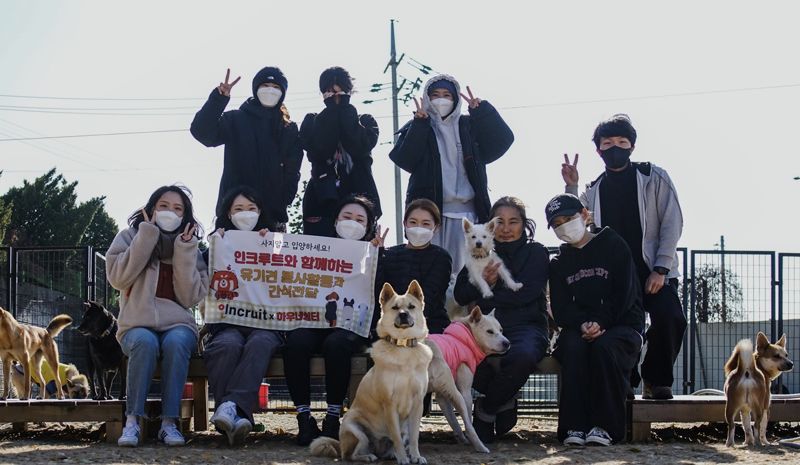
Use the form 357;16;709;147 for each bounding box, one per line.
488;308;496;318
756;332;770;351
379;282;397;308
486;217;499;234
777;333;787;348
462;217;472;233
407;280;424;303
468;306;483;323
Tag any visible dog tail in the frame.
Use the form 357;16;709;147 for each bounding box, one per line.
725;339;754;377
46;314;73;337
309;436;340;458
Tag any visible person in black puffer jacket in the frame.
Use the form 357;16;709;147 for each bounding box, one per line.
300;66;381;238
190;66;303;231
454;196;550;444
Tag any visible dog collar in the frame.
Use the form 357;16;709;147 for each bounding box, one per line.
383;335;418;347
99;320;117;338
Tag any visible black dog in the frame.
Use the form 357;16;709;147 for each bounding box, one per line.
77;301;126;400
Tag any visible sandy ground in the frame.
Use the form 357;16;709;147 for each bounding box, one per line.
1;414;799;465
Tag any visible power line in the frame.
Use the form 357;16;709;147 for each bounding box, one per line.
0;129;187;142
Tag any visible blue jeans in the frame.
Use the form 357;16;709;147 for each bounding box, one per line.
120;326;196;419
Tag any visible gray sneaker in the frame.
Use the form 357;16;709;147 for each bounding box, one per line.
210;401;237;440
563;430;586;446
158;423;186;446
586;426;612;446
117;423;140;447
230;417;252;446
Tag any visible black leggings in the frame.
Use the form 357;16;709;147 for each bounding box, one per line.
283;328;368;406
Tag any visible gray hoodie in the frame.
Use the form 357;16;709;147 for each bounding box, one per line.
422;74;475;214
567;162;683;279
106;222;208;342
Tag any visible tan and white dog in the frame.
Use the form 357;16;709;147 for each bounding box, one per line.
0;307;72;400
423;307;510;453
11;360;91;399
311;281;432;464
724;332;793;447
463;218;523;299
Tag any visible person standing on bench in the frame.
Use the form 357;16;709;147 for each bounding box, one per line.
284;195;386;446
202;186;284;446
106;185;208;447
561;114;685;400
546;193;644;446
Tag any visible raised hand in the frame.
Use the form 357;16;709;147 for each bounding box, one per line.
370;225;389;248
412;97;428;119
561;153;580;187
459;86;482;109
180;223;197;242
217;68;241;97
141;208;156;225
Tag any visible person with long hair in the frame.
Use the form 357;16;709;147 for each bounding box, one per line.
106;185;208;447
191;66;303;231
453;196;549;443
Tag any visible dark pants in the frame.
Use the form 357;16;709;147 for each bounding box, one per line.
638;278;687;387
472;324;549;414
203;326;283;423
284;328;368;407
555;326;642;443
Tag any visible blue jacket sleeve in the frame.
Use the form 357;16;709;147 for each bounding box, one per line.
190;88;233;147
468;101;514;164
389;118;432;173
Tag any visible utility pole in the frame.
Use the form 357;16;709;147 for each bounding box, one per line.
385;19;403;244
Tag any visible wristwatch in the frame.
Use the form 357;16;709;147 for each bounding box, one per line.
653;266;669;276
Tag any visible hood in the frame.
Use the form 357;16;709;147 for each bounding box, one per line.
422;74;462;123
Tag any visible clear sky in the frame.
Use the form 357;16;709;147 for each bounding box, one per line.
1;0;799;254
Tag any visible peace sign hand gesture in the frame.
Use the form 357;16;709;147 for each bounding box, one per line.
180;223;197;242
371;225;389;248
459;86;482;109
412;97;428;119
141;208;156;225
561;153;580;187
217;68;241;97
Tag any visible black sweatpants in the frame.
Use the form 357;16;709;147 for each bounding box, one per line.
638;278;687;387
283;328;368;407
555;326;642;443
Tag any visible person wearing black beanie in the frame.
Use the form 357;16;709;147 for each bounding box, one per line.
191;66;302;232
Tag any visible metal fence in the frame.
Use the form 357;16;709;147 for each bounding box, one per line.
1;246;797;410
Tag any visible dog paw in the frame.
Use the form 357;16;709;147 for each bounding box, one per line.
475;443;490;453
410;456;427;465
481;291;494;299
453;432;468;445
725;439;734;447
509;281;523;291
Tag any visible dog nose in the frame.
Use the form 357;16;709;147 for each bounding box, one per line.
502;340;511;351
475;241;482;248
787;360;794;370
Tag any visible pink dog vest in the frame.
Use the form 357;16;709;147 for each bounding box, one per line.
427;322;486;379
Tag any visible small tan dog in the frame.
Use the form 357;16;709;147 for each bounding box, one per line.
0;307;73;400
423;307;510;453
11;360;91;399
724;332;793;447
311;281;432;464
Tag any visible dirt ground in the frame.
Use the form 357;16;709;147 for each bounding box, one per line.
1;414;799;465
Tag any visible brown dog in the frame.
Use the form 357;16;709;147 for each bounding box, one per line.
724;332;793;446
0;307;73;400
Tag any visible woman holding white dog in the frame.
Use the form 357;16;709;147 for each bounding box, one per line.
202;186;285;446
546;193;644;446
453;196;550;443
106;185;208;447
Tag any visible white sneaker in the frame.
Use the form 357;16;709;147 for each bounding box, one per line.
230;417;252;446
117;423;140;447
158;423;186;446
586;426;612;446
563;430;586;446
210;401;237;438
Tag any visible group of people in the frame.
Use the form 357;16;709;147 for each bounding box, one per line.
105;64;685;449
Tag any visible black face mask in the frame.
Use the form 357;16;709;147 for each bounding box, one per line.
600;146;632;170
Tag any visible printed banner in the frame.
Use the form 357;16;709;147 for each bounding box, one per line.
204;230;379;338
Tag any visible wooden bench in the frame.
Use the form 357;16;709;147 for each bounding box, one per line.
628;395;800;441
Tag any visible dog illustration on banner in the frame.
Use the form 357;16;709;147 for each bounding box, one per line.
341;298;355;326
325;291;340;327
210;266;239;301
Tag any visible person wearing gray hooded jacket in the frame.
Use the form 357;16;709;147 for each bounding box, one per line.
390;74;514;280
562;113;685;400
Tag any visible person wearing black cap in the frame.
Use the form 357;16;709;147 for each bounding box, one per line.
191;67;302;232
546;193;644;446
389;74;514;286
560;113;685;400
300;66;381;238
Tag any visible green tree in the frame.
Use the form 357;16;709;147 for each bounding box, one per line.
2;168;119;247
694;263;745;323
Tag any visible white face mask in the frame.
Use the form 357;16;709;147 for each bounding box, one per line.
230;211;259;231
554;215;586;244
336;220;367;241
406;227;434;247
257;87;282;107
430;98;454;117
154;210;182;232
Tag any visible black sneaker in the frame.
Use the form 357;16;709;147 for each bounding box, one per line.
494;399;518;437
321;414;340;440
296;412;320;446
473;416;495;444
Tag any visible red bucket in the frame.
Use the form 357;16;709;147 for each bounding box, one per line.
258;383;270;410
182;383;193;399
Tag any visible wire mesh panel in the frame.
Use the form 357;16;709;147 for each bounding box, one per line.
0;247;9;311
93;249;119;316
690;251;775;391
778;253;800;393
